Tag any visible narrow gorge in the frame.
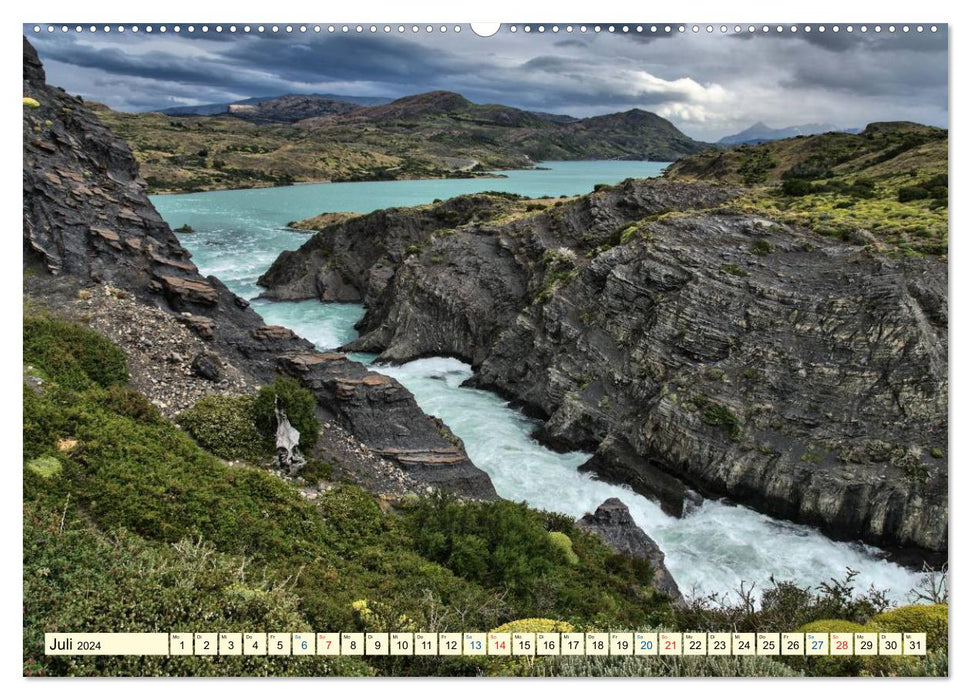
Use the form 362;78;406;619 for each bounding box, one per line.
259;172;948;562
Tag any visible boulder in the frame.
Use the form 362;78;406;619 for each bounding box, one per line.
190;352;222;382
578;498;682;602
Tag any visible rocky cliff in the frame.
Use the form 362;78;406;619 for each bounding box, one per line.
22;37;496;501
259;176;948;560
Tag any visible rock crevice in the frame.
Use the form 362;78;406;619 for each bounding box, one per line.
259;173;947;558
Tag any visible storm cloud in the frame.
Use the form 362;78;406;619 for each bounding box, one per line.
26;23;948;141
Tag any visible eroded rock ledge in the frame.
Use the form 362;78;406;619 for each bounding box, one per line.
259;175;947;559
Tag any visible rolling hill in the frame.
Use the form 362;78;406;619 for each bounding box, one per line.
93;91;709;193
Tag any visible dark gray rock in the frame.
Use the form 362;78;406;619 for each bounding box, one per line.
22;37;497;502
578;498;682;601
190;352;222;381
578;436;699;518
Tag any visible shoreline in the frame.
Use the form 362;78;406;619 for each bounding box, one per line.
146;158;673;197
147;170;516;197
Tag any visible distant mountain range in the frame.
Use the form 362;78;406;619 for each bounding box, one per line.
719;121;862;145
155;93;393;120
97;90;710;193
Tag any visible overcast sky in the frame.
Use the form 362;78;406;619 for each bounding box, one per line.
26;24;948;141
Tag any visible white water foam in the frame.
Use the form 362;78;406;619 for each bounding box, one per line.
369;357;925;604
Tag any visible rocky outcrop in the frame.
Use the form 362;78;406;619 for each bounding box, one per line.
22;37;496;501
578;498;682;601
578;436;702;518
259;176;948;559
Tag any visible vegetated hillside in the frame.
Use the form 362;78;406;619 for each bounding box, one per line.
22;310;676;676
22;315;948;678
93;90;708;193
260;177;948;558
157;92;392;119
667;123;948;256
223;94;370;123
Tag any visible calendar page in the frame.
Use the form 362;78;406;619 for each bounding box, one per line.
21;10;949;682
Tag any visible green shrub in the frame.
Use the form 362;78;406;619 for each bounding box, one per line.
254;376;321;451
720;263;748;277
689;396;742;441
738;150;777;185
749;239;775;256
528;654;803;677
26;456;62;479
898;186;930;203
548;532;579;565
781;179;815;196
921;173;948;189
300;457;334;483
177;394;265;461
871;604;948;652
23;502;370;677
405;494;670;627
100;385;163;424
24;315;128;391
492;618;574;634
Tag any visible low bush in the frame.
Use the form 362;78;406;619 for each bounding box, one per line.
24;315;128;390
548;532;579;565
23;501;370;677
491;618;575;634
749;239;775;256
300;457;335;483
177;394;265;462
871;604;948;653
898;186;930;203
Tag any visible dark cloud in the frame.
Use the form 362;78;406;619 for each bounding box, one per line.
799;27;947;53
31;34;291;95
618;28;681;43
728;27;947;53
219;34;474;85
24;24;948;141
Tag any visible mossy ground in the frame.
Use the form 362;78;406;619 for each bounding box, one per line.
730;178;947;257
